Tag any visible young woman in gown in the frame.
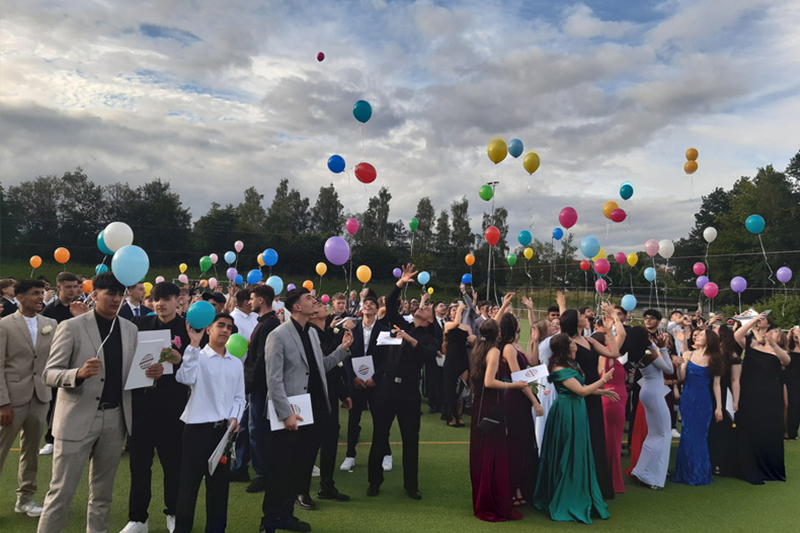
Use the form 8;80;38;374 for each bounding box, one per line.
784;326;800;440
533;317;560;456
442;302;474;427
708;324;742;476
596;318;629;494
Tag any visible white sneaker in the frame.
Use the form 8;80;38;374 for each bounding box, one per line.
15;500;43;517
119;520;148;533
312;465;320;477
671;429;681;438
39;443;54;455
166;515;175;533
340;457;355;471
382;455;393;472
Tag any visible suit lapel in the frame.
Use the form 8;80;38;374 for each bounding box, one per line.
12;313;34;351
367;323;382;354
82;313;104;360
121;322;134;387
286;322;309;368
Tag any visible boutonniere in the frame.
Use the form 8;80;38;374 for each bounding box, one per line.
42;325;53;335
333;327;340;335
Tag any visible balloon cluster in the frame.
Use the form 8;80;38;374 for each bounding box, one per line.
684;147;699;175
486;138;540;175
327;100;377;185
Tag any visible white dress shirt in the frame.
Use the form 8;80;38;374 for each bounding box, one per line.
23;315;38;349
176;344;246;424
362;322;374;354
231;308;259;342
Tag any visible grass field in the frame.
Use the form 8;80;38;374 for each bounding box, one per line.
1;409;798;533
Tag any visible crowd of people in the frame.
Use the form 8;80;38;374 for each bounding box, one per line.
1;266;799;531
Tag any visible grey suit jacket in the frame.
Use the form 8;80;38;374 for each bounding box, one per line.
0;311;57;406
266;319;349;421
42;311;138;441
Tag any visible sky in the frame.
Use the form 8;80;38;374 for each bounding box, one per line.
2;0;799;253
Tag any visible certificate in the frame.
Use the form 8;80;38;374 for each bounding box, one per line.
351;356;375;381
268;393;315;431
377;331;402;346
511;364;549;384
207;423;235;475
725;387;734;420
124;340;163;390
138;330;174;374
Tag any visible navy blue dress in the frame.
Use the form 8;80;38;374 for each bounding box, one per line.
672;361;712;485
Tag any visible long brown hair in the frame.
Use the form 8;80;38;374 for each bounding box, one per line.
704;329;727;377
548;333;582;375
533;318;549;342
470;319;499;392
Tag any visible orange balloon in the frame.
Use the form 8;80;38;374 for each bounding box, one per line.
602;200;619;219
684;161;698;174
302;280;314;291
686;147;698;161
30;255;42;269
465;254;475;266
54;247;70;264
199;279;209;287
82;280;93;294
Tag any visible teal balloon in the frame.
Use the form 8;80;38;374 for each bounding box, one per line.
644;267;656;282
247;269;262;284
97;231;113;255
621;294;637;311
95;264;108;275
518;230;532;246
417;271;430;285
620;182;634;200
186;301;215;329
266;275;284;295
353;100;372;123
508;138;524;158
111;245;149;286
745;214;765;235
580;236;600;259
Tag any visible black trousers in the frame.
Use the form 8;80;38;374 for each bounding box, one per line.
174;423;230;533
316;406;340;493
368;384;421;490
423;361;443;409
346;387;392;459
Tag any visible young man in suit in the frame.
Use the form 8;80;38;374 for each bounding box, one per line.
118;282;153;321
0;279;57;517
37;273;164;533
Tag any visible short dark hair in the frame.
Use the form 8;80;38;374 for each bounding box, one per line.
14;279;45;295
235;288;251;307
364;295;379;307
284;288;309;314
669;310;683;319
614;306;628;316
643;309;662;321
152;282;180;301
211;313;237;333
0;278;14;291
128;281;144;289
56;272;79;284
202;292;226;304
547;305;559;314
93;272;125;294
36;275;50;283
250;284;275;306
578;307;590;315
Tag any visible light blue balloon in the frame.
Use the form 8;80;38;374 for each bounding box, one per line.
186;301;215;329
110;245;149;286
518;230;532;246
235;274;243;285
224;251;236;264
417;271;430;285
95;263;108;275
621;294;637;312
97;231;113;255
508;138;524;158
262;248;279;267
266;275;284;295
580;236;600;259
247;269;262;285
745;214;765;235
644;267;656;282
552;227;564;240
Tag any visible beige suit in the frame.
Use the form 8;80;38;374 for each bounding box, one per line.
37;311;138;533
0;311;57;505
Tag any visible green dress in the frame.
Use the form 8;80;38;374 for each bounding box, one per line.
533;367;610;524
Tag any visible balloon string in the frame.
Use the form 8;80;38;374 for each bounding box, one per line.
704;242;710;280
486;245;492;301
783;284;788;317
738;293;742;315
758;235;775;284
30;268;34;278
360;124;366;162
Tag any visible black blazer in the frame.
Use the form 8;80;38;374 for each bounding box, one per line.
118;303;153;322
347;319;391;384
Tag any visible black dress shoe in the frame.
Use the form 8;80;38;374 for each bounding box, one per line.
406;489;422;500
366;484;380;497
246;477;267;493
295;494;317;510
317;488;351;501
275;517;312;532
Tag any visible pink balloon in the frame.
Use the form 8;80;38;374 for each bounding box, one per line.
644;239;659;257
593;258;611;275
610;208;626;223
234;240;244;253
615;252;626;265
209;253;218;264
559;207;578;230
703;282;719;299
178;274;188;284
321;294;330;304
693;262;706;276
155;276;165;284
346;218;359;235
209;277;217;290
595;279;607;293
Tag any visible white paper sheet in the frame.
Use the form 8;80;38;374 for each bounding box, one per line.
511;364;549;384
725;387;734;420
377;331;402;346
137;330;174;374
124;340;163;390
207;423;235;475
268;393;315;431
351;356;375;381
435;354;445;368
618;354;628;366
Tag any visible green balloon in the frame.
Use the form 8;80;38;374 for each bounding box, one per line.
409;217;419;232
199;256;212;273
507;253;517;267
226;333;248;359
479;185;493;201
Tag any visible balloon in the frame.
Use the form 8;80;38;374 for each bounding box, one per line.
196;279;207;288
355;162;377;184
507;138;523;158
210;253;219;264
103;222;134;252
82;280;93;294
658;239;675;259
224;251;236;264
155;275;165;284
346;218;359;234
324;236;350;266
684;161;698;174
592;248;606;261
178;274;188;284
199;256;212;272
602;201;619;219
523;151;540;174
693;263;706;276
465;254;475;266
703;227;717;243
777;267;793;284
266;275;284;295
731;276;747;294
620;182;634;200
621;294;637;312
610;209;626;223
552;227;563;240
593;258;610;276
696;275;709;289
208;277;217;290
518;230;532;246
96;264;109;275
257;254;265;266
356;265;372;284
235;274;243;285
644;239;659;257
54;247;70;264
627;253;639;267
287;283;296;292
703;282;719;299
745;214;765;235
186;301;216;329
595;279;607;293
226;334;248;359
417;271;431;285
579;260;591;271
559;207;577;229
179;263;187;273
316;262;327;277
485;226;500;247
262;248;278;267
302;280;314;291
247;269;262;285
686;147;698;161
580;236;600;259
143;282;152;296
317;52;325;62
487;139;508;164
615;252;627;265
321;294;330;304
327;155;345;173
393;268;402;278
409;218;419;232
30;255;42;269
353;100;372;123
507;253;517;267
461;273;472;284
226;267;237;281
111;245;149;286
644;267;656;282
428;287;434;295
479;185;493;201
524;247;533;260
97;231;113;255
234;240;244;253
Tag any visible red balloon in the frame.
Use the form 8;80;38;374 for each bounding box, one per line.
485;226;500;247
317;52;325;62
580;260;591;271
559;207;578;229
615;252;627;264
693;262;706;276
355;162;376;184
594;258;610;276
595;279;608;293
610;208;626;223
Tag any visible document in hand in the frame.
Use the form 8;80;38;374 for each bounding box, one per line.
268;393;315;431
124;339;163;390
510;364;549;384
618;354;628;366
377;331;402;346
138;330;173;374
208;422;235;475
351;356;375;381
725;387;734;419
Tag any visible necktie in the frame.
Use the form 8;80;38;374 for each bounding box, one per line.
134;307;140;317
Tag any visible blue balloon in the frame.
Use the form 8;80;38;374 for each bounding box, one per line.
247;269;262;285
620;182;634;201
97;231;113;255
111;245;149;286
644;267;656;282
552;227;564;240
745;214;765;235
327;155;345;173
262;248;279;267
417;271;430;285
224;251;236;264
621;294;637;312
508;138;524;158
461;273;472;284
235;274;243;285
95;263;108;275
580;236;600;259
353;100;372;123
518;230;532;246
266;275;284;295
186;301;216;329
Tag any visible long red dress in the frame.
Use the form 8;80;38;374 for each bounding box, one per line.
602;358;628;493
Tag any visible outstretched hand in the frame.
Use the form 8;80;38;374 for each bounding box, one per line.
398;264;418;286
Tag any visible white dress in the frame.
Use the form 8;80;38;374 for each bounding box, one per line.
534;335;558;456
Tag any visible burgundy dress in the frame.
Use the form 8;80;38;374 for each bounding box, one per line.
602;358;628;493
470;358;522;522
505;349;539;500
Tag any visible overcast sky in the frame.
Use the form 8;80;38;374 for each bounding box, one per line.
2;0;799;253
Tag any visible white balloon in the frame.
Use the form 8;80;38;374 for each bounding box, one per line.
104;221;134;252
658;239;675;259
703;227;717;244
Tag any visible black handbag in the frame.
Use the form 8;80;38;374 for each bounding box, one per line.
477;389;505;434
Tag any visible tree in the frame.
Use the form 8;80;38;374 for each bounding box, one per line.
480;207;509;257
450;197;473;253
135;179;192;263
236;186;267;235
310;184;344;236
413;197;436;255
359;187;393;246
193;203;240;254
786;149;800;187
434;210;450;256
0;185;19;245
265;179;310;235
5;175;61;248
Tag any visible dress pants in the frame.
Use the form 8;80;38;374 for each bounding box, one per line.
174;422;230;533
232;405;250;475
37;407;126;533
346;387;390;459
0;396;48;504
423;361;443;410
300;407;339;495
248;391;268;479
368;384;421;490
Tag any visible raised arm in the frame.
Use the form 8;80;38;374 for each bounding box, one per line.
521;296;535;327
526;326;540;366
556;291;566;316
559;368;615;398
734;314;763;348
387;264;417;328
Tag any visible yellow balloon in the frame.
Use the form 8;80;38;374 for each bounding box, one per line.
523;151;540;174
627;253;639;267
684;160;698;174
487;139;508;165
257;253;265;266
356;265;372;284
686;147;698;161
523;247;533;260
602;201;619;219
316;262;327;277
179;263;187;273
143;282;153;297
428;287;434;295
303;280;314;291
592;248;606;261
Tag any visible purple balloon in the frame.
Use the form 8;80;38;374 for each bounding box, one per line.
226;267;237;281
777;266;793;284
324;236;350;266
393;268;402;278
730;276;747;294
287;283;296;291
696;275;709;289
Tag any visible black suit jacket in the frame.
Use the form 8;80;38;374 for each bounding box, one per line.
118;303;153;322
1;298;18;319
347;319;391;385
